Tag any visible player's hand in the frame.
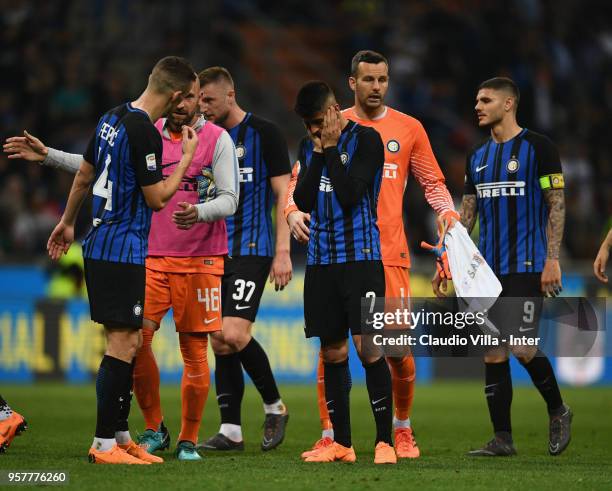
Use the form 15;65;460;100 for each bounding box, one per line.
438;209;460;232
432;269;448;298
172;202;198;229
541;259;562;296
593;246;609;283
181;125;198;157
321;106;341;149
269;250;292;291
3;130;48;162
47;221;74;261
287;210;310;244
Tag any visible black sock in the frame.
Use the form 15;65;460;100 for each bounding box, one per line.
324;359;352;448
95;355;131;439
116;359;135;433
364;357;393;446
238;338;280;406
520;351;564;415
484;361;513;440
215;353;244;425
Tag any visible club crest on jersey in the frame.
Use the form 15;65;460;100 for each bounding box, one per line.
236;144;246;160
340;152;350;165
506;158;520;173
387;140;400;153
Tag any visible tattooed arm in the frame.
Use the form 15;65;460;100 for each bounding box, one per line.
459;194;478;234
541;188;565;295
544;189;565;260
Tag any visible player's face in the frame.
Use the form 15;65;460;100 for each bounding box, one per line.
475;88;507;127
302;101;339;139
350;62;389;110
200;82;232;126
167;79;200;131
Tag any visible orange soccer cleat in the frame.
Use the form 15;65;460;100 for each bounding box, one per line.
0;412;27;452
304;441;356;463
395;427;420;458
301;436;334;459
374;441;397;464
119;440;164;463
88;444;151;464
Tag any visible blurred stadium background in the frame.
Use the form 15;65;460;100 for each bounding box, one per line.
0;0;611;388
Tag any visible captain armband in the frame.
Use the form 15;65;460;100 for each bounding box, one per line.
539;173;564;190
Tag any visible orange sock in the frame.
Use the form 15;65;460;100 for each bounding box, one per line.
133;327;163;431
316;350;332;431
178;333;210;444
389;355;416;421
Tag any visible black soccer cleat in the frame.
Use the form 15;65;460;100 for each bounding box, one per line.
467;437;517;457
549;403;572;456
197;433;244;451
261;412;289;451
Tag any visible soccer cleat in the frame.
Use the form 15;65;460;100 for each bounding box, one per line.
301;436;334;459
467;437;517;457
0;412;27;453
88;444;151;464
549;404;572;456
395;427;420;458
176;441;202;461
198;433;244;451
136;424;170;454
261;411;289;451
374;441;397;464
119;440;164;463
304;442;356;463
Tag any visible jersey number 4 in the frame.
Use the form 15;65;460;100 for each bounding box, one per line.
93;153;113;211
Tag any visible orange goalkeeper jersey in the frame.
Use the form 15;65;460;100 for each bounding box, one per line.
285;106;455;267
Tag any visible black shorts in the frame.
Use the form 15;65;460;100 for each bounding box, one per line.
222;255;272;322
304;260;385;342
84;258;145;329
488;273;543;339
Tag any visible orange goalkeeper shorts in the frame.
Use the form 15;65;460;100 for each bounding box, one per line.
144;256;223;333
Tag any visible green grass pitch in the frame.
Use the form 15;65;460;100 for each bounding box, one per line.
1;383;610;490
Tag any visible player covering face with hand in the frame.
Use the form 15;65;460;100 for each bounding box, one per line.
292;80;396;464
285;50;459;460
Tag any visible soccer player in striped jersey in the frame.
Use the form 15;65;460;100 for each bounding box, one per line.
0;394;27;453
293;80;396;464
194;67;292;451
46;56;199;464
5;79;240;461
434;76;572;456
285;50;459;459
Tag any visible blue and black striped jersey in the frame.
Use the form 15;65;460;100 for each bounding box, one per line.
465;129;563;275
226;113;291;257
82;103;162;264
295;121;384;266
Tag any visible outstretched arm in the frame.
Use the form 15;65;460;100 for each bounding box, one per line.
4;131;80;173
